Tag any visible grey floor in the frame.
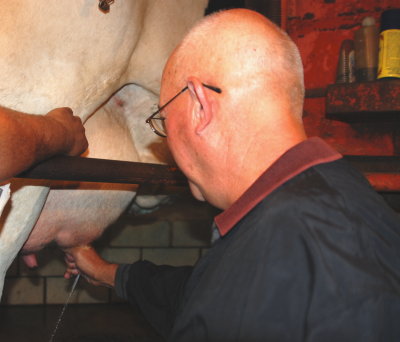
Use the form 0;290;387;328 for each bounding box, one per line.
0;303;163;342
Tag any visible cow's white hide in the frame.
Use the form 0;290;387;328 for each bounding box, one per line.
21;84;169;252
0;185;10;217
0;0;208;298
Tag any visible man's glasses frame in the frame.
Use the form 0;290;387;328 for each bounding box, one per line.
145;83;222;138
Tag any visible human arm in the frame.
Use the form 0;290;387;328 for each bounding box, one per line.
64;245;118;287
117;260;193;337
0;106;88;181
64;245;193;338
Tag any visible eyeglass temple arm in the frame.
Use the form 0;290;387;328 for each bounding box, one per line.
203;84;222;93
146;83;222;123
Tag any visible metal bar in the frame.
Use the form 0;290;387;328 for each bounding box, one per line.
14;155;400;191
344;155;400;173
364;173;400;192
14;156;188;186
344;155;400;192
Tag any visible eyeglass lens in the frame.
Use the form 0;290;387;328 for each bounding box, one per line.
150;117;167;137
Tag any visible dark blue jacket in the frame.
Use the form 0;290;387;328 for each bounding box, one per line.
116;138;400;341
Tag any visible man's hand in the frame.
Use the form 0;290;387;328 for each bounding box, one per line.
45;107;88;156
0;105;89;181
64;245;118;288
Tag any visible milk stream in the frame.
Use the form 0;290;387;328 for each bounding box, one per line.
49;274;81;342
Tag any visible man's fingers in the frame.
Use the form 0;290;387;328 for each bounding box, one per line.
64;268;79;279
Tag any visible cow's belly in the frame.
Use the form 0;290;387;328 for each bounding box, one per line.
23;185;138;251
0;1;146;120
0;0;206;298
21;85;168;252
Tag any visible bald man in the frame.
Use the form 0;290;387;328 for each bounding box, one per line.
0;106;87;215
64;9;400;341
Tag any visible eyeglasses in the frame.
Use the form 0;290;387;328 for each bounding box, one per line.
145;83;222;138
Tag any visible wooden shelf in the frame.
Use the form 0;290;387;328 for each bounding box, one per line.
325;79;400;122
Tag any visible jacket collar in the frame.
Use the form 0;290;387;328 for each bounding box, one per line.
215;137;342;236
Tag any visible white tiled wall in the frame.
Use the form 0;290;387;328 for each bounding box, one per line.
1;194;218;305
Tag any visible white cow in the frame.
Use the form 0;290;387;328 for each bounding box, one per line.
0;0;208;298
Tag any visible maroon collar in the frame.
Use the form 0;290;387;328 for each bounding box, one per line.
214;137;342;236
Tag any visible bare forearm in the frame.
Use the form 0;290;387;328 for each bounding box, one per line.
0;108;49;180
96;263;119;288
64;246;119;288
0;106;87;181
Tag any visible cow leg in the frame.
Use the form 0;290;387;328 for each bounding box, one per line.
0;184;50;299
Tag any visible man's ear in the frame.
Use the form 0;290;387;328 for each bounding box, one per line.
187;77;213;135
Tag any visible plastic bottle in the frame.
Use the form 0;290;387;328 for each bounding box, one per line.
336;39;355;83
377;8;400;79
354;16;379;82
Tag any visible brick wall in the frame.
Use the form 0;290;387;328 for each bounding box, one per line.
1;193;219;305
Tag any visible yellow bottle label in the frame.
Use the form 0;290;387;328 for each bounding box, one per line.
378;29;400;78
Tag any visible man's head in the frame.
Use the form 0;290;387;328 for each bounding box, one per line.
158;9;306;209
